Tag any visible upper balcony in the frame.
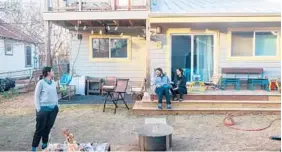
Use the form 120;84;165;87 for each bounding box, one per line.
43;0;150;21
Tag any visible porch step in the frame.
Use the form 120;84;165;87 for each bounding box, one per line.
132;100;281;115
151;94;281;101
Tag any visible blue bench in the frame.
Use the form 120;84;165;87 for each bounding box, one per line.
220;68;269;91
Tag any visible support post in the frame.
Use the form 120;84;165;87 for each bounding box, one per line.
44;21;52;66
145;19;151;90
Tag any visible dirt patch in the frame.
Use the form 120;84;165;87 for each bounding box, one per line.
0;93;281;151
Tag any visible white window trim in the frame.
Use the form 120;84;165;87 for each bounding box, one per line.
4;40;13;56
25;45;32;67
230;30;279;57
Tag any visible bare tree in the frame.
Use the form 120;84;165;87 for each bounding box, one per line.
0;0;71;70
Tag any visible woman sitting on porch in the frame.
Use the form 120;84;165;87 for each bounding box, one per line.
153;68;172;110
170;68;187;102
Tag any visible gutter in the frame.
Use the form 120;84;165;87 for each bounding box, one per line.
149;12;281;17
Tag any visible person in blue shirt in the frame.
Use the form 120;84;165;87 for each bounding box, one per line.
152;68;172;110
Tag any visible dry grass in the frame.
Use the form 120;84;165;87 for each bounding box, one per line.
0;93;281;151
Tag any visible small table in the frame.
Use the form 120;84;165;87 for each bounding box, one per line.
136;123;173;151
87;78;102;95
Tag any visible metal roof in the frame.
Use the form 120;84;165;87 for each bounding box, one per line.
150;0;281;15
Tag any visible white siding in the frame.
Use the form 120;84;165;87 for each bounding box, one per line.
149;23;281;79
0;38;38;73
218;32;281;78
70;33;146;82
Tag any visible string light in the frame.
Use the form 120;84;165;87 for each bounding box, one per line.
83;26;87;30
91;30;94;35
114;26;118;31
99;30;102;35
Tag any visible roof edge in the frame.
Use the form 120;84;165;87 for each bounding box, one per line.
149;13;281;17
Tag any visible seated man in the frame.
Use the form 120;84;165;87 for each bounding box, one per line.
152;68;172;110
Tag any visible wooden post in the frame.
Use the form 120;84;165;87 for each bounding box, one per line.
44;21;52;66
128;0;131;10
145;19;151;89
79;0;82;11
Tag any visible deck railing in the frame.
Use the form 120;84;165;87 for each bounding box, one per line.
48;0;149;12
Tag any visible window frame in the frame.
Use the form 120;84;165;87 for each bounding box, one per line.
89;35;132;62
228;27;280;61
4;40;13;56
25;45;32;67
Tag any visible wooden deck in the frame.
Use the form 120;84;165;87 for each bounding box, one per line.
133;90;281;115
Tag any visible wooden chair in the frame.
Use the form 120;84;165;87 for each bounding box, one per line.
58;74;76;100
101;77;117;95
103;79;130;114
24;70;42;92
130;78;146;101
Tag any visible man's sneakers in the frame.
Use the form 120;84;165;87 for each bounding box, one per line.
158;103;162;110
158;103;172;110
166;104;172;110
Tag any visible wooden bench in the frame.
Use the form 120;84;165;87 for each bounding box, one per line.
221;68;269;91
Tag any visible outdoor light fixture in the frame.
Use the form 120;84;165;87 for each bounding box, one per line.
91;30;94;35
156;26;162;34
99;30;102;35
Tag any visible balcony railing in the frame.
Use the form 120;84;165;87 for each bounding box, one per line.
48;0;149;12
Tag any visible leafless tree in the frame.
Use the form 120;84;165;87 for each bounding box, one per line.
0;0;71;70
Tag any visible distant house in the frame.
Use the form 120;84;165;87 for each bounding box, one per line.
0;19;39;74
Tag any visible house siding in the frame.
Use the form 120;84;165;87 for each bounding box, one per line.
149;22;281;80
70;33;147;82
218;32;281;78
0;38;37;73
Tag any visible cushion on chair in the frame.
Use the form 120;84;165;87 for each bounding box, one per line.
102;85;115;90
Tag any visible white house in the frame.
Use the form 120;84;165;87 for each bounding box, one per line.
0;20;39;77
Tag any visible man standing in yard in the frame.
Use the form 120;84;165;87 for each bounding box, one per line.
31;67;59;151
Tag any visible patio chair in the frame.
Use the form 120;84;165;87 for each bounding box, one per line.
130;78;146;101
58;73;76;100
101;77;117;95
24;70;42;92
103;79;130;114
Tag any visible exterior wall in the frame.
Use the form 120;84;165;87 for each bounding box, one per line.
70;33;147;82
0;38;38;73
149;22;281;80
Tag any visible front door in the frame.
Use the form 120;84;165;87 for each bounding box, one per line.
171;35;214;82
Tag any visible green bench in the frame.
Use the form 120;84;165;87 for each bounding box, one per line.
220;68;269;91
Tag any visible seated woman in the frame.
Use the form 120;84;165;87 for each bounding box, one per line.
152;68;172;110
170;68;187;101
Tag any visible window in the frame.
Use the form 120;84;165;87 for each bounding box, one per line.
231;31;278;57
25;46;32;67
91;37;128;59
4;40;13;56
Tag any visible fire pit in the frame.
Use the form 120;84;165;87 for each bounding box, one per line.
136;123;173;151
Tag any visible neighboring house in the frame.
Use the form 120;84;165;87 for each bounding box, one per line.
0;20;39;75
42;0;281;84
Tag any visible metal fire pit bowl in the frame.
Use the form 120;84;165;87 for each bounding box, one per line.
136;123;173;151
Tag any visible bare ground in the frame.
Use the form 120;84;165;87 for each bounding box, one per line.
0;93;281;151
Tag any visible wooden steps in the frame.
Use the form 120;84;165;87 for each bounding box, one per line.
133;100;281;115
151;94;281;101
